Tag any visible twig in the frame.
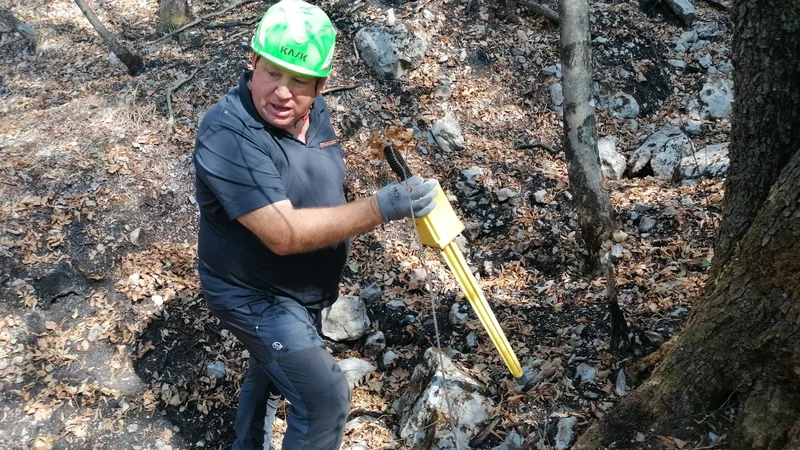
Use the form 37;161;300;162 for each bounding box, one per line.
517;0;560;24
320;84;360;95
165;69;199;139
513;141;558;155
147;0;254;44
205;15;260;30
353;39;360;64
698;0;731;11
468;416;502;448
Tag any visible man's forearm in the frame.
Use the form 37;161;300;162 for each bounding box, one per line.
238;196;385;255
287;196;384;253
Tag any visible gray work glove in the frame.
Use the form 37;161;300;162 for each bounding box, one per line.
376;176;438;222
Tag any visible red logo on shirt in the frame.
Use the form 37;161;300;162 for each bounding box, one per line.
320;139;338;148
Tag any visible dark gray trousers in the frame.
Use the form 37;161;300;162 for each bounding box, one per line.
211;296;350;450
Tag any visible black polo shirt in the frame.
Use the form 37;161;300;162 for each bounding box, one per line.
193;70;349;311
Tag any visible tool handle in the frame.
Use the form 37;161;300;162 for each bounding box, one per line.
384;142;414;181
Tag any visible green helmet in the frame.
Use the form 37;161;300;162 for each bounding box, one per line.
251;0;337;78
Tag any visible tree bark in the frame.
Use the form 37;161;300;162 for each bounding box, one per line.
73;0;144;76
558;0;615;273
573;0;800;448
0;7;36;41
712;0;800;273
157;0;192;35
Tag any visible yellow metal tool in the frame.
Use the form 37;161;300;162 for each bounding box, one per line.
385;145;523;378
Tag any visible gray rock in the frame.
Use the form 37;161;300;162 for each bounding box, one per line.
87;323;104;342
154;442;173;450
718;61;733;74
683;119;702;136
431;112;466;153
549;82;564;116
338;358;376;389
386;299;406;311
355;25;429;79
491;430;523;450
359;282;382;304
450;303;470;325
533;189;548;204
575;363;596;382
321;295;371;341
692;21;721;39
629;125;692;180
690;40;710;53
609;92;640;119
466;331;479;348
665;0;697;23
615;369;628;396
555;416;578;449
496;188;518;202
675;30;698;51
668;59;686;69
662;206;679;217
206;361;227;379
698;54;712;69
516;365;538;389
611;243;625;260
634;202;652;212
639;216;657;232
460;167;485;186
394;348;491;450
383;350;399;365
434;80;452;99
699;79;734;119
597;137;626;180
681;142;730;179
363;331;386;358
543;63;562;78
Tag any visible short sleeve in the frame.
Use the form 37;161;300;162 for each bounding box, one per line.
194;123;288;220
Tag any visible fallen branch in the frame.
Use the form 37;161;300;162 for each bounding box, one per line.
205;15;260;30
517;0;560;24
468;416;502;448
320;84;360;95
148;0;254;44
698;0;731;11
165;69;198;140
73;0;143;75
0;8;36;41
513;141;558;155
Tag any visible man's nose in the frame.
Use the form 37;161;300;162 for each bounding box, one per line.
274;82;292;100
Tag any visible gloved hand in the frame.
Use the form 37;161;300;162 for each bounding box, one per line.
376;176;438;222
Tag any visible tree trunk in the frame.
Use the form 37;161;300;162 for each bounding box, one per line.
73;0;144;76
157;0;192;35
573;1;800;448
712;0;800;273
0;7;36;41
558;0;615;273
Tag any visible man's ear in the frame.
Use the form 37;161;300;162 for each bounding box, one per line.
249;53;259;70
315;77;329;96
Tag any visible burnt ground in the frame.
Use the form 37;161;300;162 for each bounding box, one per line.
0;0;733;448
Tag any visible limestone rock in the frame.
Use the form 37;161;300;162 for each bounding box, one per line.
321;295;371;341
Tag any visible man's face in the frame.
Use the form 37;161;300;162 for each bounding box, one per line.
248;54;327;130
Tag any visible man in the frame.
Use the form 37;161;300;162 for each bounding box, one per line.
192;1;438;449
